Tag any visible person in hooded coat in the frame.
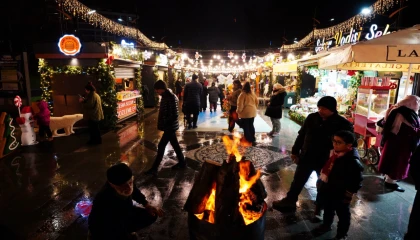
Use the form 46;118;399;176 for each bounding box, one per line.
200;81;208;112
265;83;287;137
207;82;220;113
379;95;420;192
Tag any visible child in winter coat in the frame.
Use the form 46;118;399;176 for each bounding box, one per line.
35;100;53;141
316;130;363;240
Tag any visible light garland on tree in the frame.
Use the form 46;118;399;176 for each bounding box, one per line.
282;0;401;50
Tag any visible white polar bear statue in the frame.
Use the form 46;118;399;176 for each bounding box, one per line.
50;114;83;137
16;106;38;146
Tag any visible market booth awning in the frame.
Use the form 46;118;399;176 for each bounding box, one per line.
273;61;298;73
318;46;353;69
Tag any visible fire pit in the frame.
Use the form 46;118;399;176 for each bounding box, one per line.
184;135;267;240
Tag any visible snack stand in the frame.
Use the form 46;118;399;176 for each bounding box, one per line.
354;77;392;164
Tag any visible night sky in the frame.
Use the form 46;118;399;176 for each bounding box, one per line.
79;0;416;50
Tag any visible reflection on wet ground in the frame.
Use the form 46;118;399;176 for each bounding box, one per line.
0;108;416;240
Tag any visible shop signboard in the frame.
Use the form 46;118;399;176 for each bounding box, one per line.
315;24;394;53
337;62;420;73
386;45;420;63
58;34;82;56
117;99;137;120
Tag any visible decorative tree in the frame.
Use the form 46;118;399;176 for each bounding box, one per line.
135;66;144;115
349;71;364;102
163;71;169;88
296;66;303;103
38;59;54;114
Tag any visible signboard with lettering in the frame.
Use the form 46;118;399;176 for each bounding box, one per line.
117;99;137;120
315;24;394;53
58;34;82;56
386;46;420;63
337;62;420;73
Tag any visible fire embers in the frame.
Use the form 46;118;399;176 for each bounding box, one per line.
184;134;267;227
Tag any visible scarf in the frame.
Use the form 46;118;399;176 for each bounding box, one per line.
320;149;351;183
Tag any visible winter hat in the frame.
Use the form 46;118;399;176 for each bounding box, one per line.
317;96;337;113
107;163;133;185
154;80;167;90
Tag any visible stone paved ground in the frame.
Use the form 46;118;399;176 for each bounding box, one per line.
0;106;416;240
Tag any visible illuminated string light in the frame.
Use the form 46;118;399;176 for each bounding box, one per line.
282;0;399;50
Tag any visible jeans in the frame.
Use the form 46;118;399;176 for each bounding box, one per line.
270;117;281;133
228;106;238;132
39;124;53;138
88;120;101;144
242;117;256;143
323;196;351;237
186;106;199;127
286;163;321;202
151;131;185;171
406;190;420;239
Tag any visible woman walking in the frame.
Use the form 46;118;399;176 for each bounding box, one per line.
79;82;104;145
265;83;287;137
379;95;420;192
237;82;258;144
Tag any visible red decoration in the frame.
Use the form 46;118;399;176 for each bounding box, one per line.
105;55;114;65
16;117;25;125
14;95;22;107
21;106;32;114
347;70;356;76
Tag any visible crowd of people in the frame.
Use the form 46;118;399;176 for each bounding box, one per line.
83;76;419;240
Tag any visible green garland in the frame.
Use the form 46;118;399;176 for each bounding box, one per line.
180;70;185;85
170;68;176;92
296;66;303;103
163;70;169;88
349;71;364;102
153;67;159;107
38;59;54;114
135;66;144;115
88;61;118;128
289;111;305;125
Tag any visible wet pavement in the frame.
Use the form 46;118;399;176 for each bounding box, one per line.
0;106;417;240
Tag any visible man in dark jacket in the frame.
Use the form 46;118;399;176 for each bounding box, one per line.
315;131;363;240
183;74;203;129
405;145;420;240
273;96;354;210
145;80;186;176
88;163;164;240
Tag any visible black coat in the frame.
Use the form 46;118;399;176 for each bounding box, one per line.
218;85;225;100
200;83;208;109
410;145;420;190
265;90;286;119
183;81;203;107
158;89;179;132
88;183;148;240
292;112;354;169
321;148;364;198
175;81;183;95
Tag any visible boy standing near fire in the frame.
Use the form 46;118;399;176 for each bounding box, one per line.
315;130;363;240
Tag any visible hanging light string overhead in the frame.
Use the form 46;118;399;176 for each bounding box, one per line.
282;0;401;50
59;0;175;55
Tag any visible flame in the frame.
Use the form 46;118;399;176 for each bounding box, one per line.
238;160;262;225
222;133;252;161
195;183;216;223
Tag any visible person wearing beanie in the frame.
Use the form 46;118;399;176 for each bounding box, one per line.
88;163;164;240
145;80;186;176
273;96;354;215
265;83;287;137
183;74;203;129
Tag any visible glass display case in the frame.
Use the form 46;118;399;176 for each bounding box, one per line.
355;86;391;121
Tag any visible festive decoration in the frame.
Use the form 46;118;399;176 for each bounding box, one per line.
59;0;174;54
111;43;143;62
143;50;152;60
38;59;54;114
295;67;303;103
242;53;246;62
195;52;202;60
135;67;144;115
228;52;234;59
282;0;400;50
0;113;19;158
153;67;159;107
16;106;37;146
14;95;22;115
288;111;305;125
349;71;364;101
